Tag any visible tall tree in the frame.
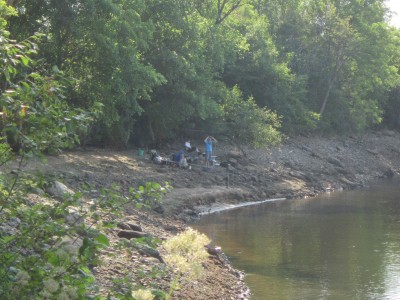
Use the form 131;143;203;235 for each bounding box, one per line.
136;0;247;144
221;3;313;132
8;0;165;147
255;0;400;132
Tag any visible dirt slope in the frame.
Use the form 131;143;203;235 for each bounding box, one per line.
20;129;400;299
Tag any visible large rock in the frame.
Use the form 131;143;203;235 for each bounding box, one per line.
327;157;345;168
340;177;357;187
65;211;84;226
47;181;75;200
0;217;21;236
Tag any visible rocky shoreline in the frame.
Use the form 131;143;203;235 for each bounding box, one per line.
21;129;400;299
162;130;400;222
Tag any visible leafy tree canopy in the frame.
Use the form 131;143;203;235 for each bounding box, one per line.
4;0;400;145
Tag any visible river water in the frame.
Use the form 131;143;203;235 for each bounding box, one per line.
193;179;400;299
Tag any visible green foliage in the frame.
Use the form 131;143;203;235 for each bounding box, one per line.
138;0;230;142
0;177;100;299
0;0;16;26
0;29;101;153
7;0;166;148
0;7;174;297
219;4;310;133
133;182;171;209
0;164;171;299
258;0;400;133
221;85;282;150
132;289;154;300
163;228;210;276
5;0;400;142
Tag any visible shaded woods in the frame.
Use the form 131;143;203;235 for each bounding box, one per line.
3;0;400;149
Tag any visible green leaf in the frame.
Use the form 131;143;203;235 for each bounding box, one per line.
20;56;29;66
79;237;91;258
151;182;161;189
47;251;61;266
95;234;110;246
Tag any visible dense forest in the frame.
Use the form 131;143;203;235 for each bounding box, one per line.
2;0;400;150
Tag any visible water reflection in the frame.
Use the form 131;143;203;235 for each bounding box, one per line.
193;179;400;299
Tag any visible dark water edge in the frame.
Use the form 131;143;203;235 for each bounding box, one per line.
193;178;400;300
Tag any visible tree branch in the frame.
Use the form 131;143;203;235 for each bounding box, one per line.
216;0;243;25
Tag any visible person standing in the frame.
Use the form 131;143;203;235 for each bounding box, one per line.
204;135;217;167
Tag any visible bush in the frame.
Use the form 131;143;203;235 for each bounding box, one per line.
221;85;282;152
162;228;210;299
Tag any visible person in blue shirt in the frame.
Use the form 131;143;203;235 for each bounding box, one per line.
174;150;184;163
204;135;217;167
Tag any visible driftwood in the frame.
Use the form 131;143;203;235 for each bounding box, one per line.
117;222;143;232
117;230;148;239
134;245;164;263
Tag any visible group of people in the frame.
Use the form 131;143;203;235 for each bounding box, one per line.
151;135;218;169
175;135;218;168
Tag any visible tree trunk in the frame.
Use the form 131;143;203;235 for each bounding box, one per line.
319;80;334;116
147;118;155;144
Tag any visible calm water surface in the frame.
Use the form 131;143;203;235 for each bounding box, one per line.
193;179;400;300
